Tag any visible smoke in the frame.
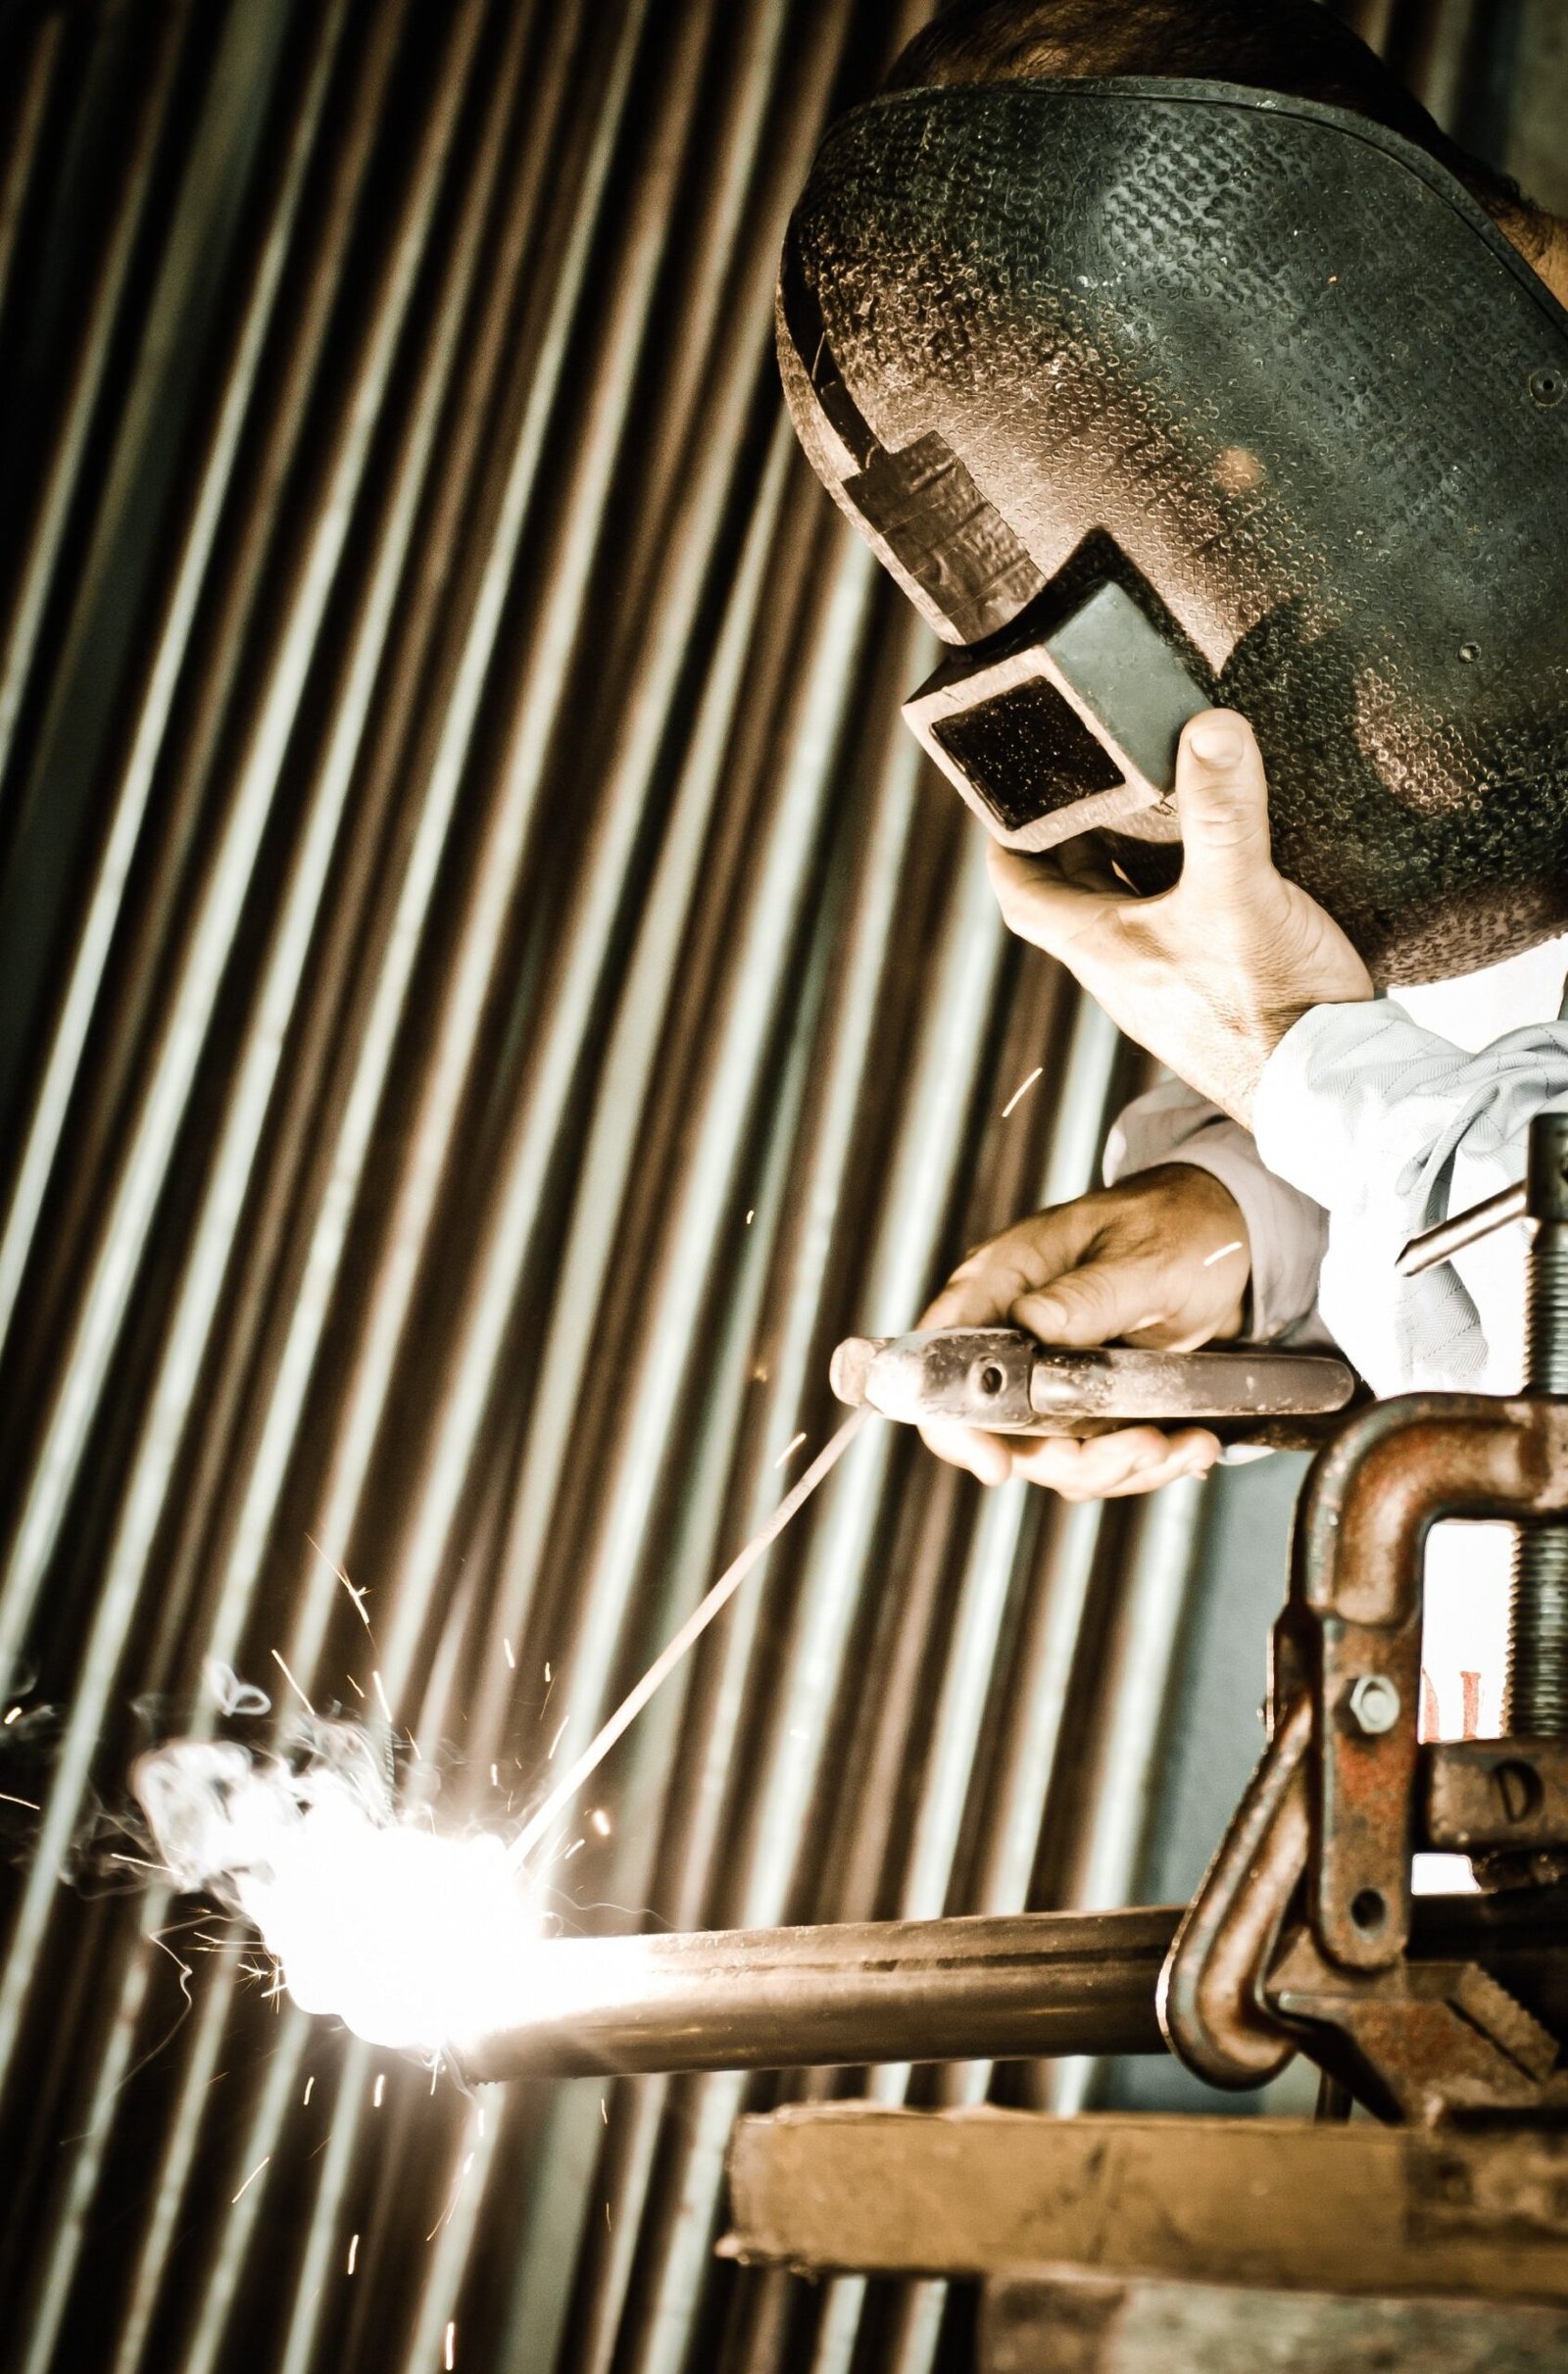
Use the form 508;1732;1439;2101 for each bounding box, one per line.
132;1718;546;2055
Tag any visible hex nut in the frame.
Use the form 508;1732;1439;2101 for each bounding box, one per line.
1347;1674;1401;1736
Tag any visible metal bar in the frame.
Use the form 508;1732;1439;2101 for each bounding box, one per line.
1396;1178;1526;1275
1506;1114;1568;1735
454;1908;1177;2082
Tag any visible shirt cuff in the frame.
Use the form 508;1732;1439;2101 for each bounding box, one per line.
1152;1125;1329;1342
1252;999;1449;1213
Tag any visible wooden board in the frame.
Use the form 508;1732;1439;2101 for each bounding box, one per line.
723;2106;1568;2301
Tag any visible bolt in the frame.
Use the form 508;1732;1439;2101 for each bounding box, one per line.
1347;1674;1401;1736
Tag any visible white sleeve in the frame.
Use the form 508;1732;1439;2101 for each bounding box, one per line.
1104;1075;1329;1342
1252;999;1568;1396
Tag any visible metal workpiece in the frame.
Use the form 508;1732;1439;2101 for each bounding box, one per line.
832;1326;1357;1442
453;1908;1176;2081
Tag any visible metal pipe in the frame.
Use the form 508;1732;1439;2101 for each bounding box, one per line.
454;1908;1177;2081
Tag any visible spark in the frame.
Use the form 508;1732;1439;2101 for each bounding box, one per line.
506;1410;869;1866
0;1791;40;1811
563;1838;584;1861
372;2072;386;2107
306;1534;371;1630
490;1764;499;1788
270;1651;314;1714
772;1431;807;1471
1201;1240;1245;1267
543;1662;552;1684
745;1209;754;1224
347;2233;359;2275
3;1705;22;1725
371;1670;393;1725
303;2077;315;2105
345;1675;364;1699
1001;1064;1044;1118
231;2155;270;2203
547;1716;569;1761
600;2098;608;2124
445;2323;456;2370
589;1808;611;1838
503;1639;515;1671
605;2203;612;2233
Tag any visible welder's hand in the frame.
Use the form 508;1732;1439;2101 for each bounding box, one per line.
988;711;1374;1125
916;1166;1249;1499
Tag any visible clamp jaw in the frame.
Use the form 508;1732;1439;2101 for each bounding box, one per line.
1164;1113;1568;2124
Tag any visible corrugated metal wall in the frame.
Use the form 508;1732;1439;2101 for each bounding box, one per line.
0;4;1555;2370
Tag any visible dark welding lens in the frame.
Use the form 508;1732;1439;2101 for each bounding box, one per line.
930;678;1123;834
904;576;1212;852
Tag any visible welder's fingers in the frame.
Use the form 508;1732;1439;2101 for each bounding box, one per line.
1008;1425;1222;1501
985;839;1123;957
1011;1254;1176;1351
1172;712;1274;903
919;1206;1101;1332
918;1417;1015;1487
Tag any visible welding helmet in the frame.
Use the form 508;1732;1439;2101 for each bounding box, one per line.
778;79;1568;983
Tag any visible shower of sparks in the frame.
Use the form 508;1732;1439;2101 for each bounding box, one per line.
1201;1239;1246;1267
270;1651;314;1713
506;1408;870;1867
231;2156;270;2203
772;1431;807;1471
373;2073;385;2107
1001;1064;1043;1118
347;2234;359;2275
306;1534;371;1630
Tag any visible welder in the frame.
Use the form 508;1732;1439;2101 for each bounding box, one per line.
780;0;1568;1732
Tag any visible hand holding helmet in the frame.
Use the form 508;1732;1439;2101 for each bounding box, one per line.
989;711;1374;1125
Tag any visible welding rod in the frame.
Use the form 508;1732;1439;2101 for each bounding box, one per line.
454;1906;1176;2078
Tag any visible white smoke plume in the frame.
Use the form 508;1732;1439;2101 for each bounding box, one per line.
132;1720;545;2055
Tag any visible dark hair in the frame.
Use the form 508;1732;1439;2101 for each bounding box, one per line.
886;0;1547;252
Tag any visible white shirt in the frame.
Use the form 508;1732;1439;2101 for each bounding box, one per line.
1104;929;1568;1751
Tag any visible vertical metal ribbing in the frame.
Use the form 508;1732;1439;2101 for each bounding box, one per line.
0;6;1544;2374
1504;1115;1568;1736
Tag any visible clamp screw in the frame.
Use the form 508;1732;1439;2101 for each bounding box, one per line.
1347;1674;1401;1736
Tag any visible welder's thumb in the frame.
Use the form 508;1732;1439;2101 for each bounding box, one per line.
1173;711;1274;902
1012;1256;1163;1350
